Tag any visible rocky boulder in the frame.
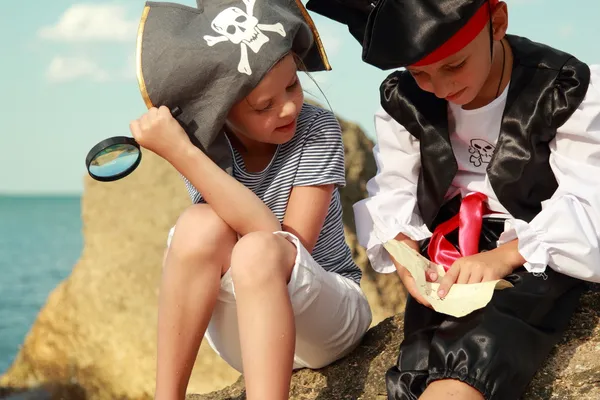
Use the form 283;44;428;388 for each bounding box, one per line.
0;115;405;399
190;285;600;399
3;110;597;400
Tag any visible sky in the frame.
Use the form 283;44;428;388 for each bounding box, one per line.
1;0;599;195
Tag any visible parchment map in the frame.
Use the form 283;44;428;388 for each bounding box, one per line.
384;240;513;318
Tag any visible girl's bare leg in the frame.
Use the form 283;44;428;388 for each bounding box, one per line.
229;232;298;400
154;204;238;400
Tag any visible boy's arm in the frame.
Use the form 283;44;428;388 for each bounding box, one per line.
353;107;431;274
498;64;600;283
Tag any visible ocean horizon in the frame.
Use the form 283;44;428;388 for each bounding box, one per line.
0;195;83;374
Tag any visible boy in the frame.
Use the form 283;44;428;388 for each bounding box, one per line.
307;0;600;399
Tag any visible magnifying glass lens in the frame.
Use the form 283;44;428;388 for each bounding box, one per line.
86;137;141;182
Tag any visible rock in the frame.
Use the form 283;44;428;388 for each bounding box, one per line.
185;313;404;400
186;285;600;400
7;108;597;400
524;286;600;400
0;149;240;399
0;384;83;400
0;113;405;399
337;117;407;326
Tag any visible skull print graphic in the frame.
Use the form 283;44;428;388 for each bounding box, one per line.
468;139;495;167
203;0;286;75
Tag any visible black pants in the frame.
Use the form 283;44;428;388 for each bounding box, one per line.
386;200;586;399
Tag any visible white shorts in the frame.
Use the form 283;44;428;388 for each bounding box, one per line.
166;228;372;373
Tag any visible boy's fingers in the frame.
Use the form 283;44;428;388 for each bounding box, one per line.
402;275;432;309
425;266;438;282
456;268;471;284
468;270;484;284
438;266;460;298
411;290;432;308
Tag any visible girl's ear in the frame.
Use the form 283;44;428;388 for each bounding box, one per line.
491;1;509;41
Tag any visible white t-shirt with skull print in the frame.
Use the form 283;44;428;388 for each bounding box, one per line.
446;82;510;215
356;66;600;281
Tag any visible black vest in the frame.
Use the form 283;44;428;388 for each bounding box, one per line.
380;34;591;230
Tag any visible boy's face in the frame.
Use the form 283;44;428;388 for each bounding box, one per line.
227;53;304;147
406;4;509;107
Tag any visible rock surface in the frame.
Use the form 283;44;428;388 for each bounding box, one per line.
0;149;239;399
2;110;598;400
0;115;405;399
336;117;407;326
190;285;599;400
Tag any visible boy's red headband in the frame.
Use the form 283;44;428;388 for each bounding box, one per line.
411;0;499;66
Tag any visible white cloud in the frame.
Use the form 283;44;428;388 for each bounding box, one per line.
46;56;110;83
118;52;137;80
39;4;138;42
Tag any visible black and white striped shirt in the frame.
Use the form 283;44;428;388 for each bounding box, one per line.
183;103;362;284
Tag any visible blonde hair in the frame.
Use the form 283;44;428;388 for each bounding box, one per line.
292;52;333;112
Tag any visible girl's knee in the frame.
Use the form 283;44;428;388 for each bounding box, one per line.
169;204;236;261
230;231;297;288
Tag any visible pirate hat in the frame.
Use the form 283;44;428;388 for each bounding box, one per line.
136;0;330;174
306;0;499;70
362;0;499;69
305;0;376;44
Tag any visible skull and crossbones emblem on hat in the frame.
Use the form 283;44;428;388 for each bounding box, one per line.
203;0;287;75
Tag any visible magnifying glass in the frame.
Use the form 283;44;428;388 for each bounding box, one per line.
85;107;182;182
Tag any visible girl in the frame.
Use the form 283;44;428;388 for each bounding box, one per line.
309;0;600;399
130;1;372;399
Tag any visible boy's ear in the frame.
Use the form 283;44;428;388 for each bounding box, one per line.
492;1;509;40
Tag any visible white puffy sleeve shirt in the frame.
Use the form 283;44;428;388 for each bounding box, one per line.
355;65;600;282
499;64;600;282
353;108;432;274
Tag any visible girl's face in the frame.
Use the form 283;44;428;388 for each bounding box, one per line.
226;53;304;147
406;4;509;107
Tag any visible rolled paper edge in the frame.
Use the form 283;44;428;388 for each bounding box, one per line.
384;239;515;318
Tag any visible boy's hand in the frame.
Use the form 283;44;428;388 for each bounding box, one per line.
392;234;439;309
397;263;435;308
129;106;191;163
437;240;525;298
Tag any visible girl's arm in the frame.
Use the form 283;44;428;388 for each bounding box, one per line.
130;106;280;235
282;185;334;253
173;144;281;234
280;108;346;253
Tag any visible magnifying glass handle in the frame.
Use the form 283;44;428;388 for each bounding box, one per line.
85;105;185;183
171;107;182;119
